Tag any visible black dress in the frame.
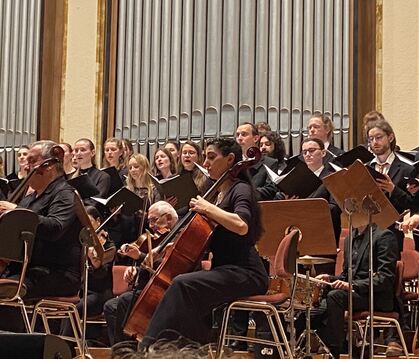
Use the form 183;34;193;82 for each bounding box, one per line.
142;179;268;345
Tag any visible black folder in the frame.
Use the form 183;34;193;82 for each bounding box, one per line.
332;145;374;168
0;178;19;198
265;161;322;198
67;174;100;199
102;166;124;195
149;171;199;210
91;187;143;216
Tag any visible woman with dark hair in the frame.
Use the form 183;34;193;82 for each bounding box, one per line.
164;141;180;164
140;137;268;346
151;148;177;180
59;142;76;176
259;131;286;173
178;141;212;194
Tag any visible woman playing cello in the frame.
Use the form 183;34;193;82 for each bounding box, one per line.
140;137;269;346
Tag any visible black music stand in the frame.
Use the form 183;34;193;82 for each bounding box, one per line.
323;160;399;359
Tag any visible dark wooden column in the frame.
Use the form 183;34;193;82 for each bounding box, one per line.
353;0;377;145
37;0;66;142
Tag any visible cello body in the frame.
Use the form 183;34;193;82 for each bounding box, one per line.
124;213;215;338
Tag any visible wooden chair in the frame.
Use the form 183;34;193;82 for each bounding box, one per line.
0;209;38;333
216;229;300;359
352;261;410;358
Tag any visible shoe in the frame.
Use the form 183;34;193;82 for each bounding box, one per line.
385;341;404;357
228;340;248;352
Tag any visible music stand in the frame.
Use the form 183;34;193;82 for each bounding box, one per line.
259;199;337;357
323;160;399;359
258;198;337;258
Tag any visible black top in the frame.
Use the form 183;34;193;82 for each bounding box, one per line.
209;180;262;269
80;166;111;198
18;176;82;280
331;225;398;311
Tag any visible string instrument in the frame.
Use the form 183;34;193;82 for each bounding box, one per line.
124;147;261;339
7;145;64;203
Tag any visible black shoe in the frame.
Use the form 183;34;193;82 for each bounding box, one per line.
228;340;248;352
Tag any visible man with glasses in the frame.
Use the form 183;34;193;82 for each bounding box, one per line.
301;138;342;252
366;119;415;356
0;140;83;331
366;120;415;226
104;201;178;345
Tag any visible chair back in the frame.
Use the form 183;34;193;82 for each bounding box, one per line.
112;265;130;296
0;209;38;301
400;249;419;281
395;260;404;298
273;229;300;278
0;209;38;262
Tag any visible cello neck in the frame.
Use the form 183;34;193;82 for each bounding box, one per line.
156;149;260;253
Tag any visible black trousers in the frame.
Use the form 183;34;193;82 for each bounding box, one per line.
103;291;138;345
142;264;268;346
295;289;369;358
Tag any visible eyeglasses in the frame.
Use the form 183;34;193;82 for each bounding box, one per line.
148;212;168;224
302;148;321;155
368;134;387;143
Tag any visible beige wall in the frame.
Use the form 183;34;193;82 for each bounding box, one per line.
60;0;101;149
381;1;419;150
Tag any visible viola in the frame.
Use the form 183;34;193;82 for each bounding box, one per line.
123;147;261;339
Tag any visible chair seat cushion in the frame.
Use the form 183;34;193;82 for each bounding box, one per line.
39;295;81;304
402;291;418;301
349;310;399;321
242;292;289;304
0;278;27;298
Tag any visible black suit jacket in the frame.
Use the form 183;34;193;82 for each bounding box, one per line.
249;156;278;201
324;143;345;165
368;155;415;213
332;225;398;311
309;167;342;244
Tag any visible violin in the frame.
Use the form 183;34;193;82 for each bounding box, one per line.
7;145;64;203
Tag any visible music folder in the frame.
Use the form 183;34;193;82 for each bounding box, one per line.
0;178;18;198
265;161;322;198
67;174;99;199
332;145;374;168
102;166;124;195
148;171;199;210
91;187;143;216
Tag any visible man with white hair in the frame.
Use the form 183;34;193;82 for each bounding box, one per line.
104;200;178;345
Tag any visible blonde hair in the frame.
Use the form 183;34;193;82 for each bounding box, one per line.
126;153;154;201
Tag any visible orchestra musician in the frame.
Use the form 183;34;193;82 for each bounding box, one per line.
138;137;268;348
60;205;115;338
299;225;399;358
104;201;178;345
0;140;82;331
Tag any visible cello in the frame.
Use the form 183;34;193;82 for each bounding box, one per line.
123;146;261;339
